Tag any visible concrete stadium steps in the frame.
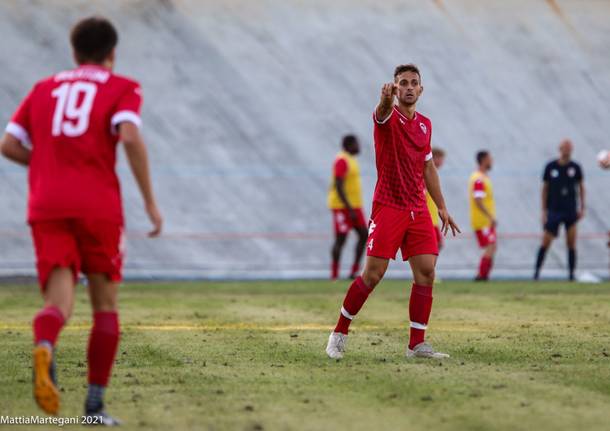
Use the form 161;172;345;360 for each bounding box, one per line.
1;0;609;279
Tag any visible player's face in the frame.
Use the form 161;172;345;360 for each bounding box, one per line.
394;71;423;106
559;140;573;159
485;155;493;171
433;155;444;169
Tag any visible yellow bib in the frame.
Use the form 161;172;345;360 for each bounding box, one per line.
469;171;495;230
426;191;439;227
327;152;363;209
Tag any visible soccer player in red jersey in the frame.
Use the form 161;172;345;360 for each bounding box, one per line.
0;17;162;423
326;64;460;360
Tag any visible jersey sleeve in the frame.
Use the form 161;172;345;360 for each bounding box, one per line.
575;163;583;181
425;120;433;161
542;163;551;181
472;179;486;198
5;86;35;148
111;81;143;133
373;108;393;126
334;158;348;179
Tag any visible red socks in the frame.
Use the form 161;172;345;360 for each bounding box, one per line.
478;256;493;280
334;276;373;334
408;284;433;349
33;306;65;346
350;263;360;278
331;261;339;280
87;312;120;386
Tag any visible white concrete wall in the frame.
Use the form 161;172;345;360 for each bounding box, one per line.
1;0;609;279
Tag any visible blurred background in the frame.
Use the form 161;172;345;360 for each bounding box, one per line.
1;0;608;280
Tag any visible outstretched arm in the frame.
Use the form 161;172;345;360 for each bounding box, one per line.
375;83;396;123
0;133;30;166
424;159;460;236
119;122;162;237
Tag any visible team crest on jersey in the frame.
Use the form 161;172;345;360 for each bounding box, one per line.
419;122;427;134
567;167;576;177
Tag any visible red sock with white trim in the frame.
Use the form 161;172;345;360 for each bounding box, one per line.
33;306;65;347
408;284;433;349
478;257;493;280
334;276;373;334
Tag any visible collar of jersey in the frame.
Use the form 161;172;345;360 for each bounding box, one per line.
393;106;418;122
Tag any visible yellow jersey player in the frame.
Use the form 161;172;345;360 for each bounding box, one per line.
327;135;368;280
425;148;446;250
469;151;497;281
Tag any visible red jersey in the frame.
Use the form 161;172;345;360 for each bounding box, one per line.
372;106;432;211
5;64;142;224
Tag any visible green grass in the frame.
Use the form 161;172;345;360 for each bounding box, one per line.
2;280;610;430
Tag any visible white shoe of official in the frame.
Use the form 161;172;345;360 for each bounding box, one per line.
406;342;450;359
326;332;348;359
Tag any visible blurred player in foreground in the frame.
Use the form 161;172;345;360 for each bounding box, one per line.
328;135;368;280
534;139;584;281
0;17;162;424
326;64;460;360
426;148;446;250
469;151;497;281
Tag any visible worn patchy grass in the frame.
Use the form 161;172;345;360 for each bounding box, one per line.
1;280;610;430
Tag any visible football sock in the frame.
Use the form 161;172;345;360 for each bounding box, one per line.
409;284;433;349
350;262;360;278
534;246;547;278
85;384;106;413
334;276;373;334
568;248;576;280
87;312;120;388
33;306;65;346
331;261;339;280
478;256;493;280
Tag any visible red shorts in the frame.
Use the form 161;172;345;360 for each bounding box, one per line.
434;226;443;248
332;208;367;235
475;226;497;248
366;203;438;261
30;219;124;290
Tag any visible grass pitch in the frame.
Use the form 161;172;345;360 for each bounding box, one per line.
2;279;610;430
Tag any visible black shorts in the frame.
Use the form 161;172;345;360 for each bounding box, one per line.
544;211;578;236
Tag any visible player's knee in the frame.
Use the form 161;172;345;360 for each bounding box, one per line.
362;268;384;288
417;267;435;285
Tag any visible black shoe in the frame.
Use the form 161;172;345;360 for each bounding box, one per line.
474;276;487;282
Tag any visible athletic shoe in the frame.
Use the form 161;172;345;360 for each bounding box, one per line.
33;345;60;415
406;342;450;359
325;332;347;359
83;409;122;427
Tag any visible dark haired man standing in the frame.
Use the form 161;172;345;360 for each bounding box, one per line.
326;64;460;360
469;151;496;281
534;139;585;281
1;17;162;423
328;135;368;280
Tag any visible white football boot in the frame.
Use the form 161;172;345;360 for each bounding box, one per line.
325;332;348;359
406;342;450;359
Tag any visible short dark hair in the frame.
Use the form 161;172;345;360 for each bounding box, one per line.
70;16;118;64
476;150;490;165
342;134;358;150
394;64;421;80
